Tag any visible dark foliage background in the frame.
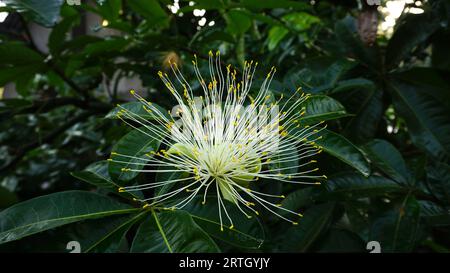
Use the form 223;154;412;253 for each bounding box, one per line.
0;0;449;253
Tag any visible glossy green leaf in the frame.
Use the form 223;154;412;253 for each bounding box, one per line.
109;128;161;182
281;187;315;214
0;191;138;244
323;174;402;198
71;161;142;200
363;139;412;184
313;129;370;176
298;95;349;125
130;210;219;253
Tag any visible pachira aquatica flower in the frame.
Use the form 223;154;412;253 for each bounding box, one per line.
110;50;326;230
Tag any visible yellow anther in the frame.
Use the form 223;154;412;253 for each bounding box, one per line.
292;222;299;225
107;158;112;162
118;187;125;192
142;204;150;209
315;182;321;185
229;225;234;230
130;90;135;95
323;175;327;179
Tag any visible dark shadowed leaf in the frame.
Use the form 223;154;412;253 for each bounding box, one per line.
363;139;412;185
322;174;402;199
369;195;424;252
277;202;335;252
130;210;219;253
183;197;265;249
388;75;450;159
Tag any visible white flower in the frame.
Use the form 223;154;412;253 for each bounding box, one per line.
111;51;326;230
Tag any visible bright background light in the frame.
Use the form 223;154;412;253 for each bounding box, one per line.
0;1;9;23
379;0;424;36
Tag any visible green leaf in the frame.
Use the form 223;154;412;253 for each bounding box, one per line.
0;42;44;65
225;9;252;36
84;37;129;57
312;129;370;176
278;202;335;252
322;174;402;198
363;139;412;185
330;78;376;94
419;201;450;227
105;101;168;120
84;212;146;253
0;191;138;244
267;26;289;51
427;162;450;204
71;161;142;200
281;187;315;214
130;210;219;253
369;195;424;252
48;14;79;56
386;12;439;68
266;12;320;50
91;0;121;21
388;74;450;159
127;0;168;27
183;197;265;249
109;128;161;182
0;42;45;87
3;0;64;27
340;86;382;144
298;95;349;125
